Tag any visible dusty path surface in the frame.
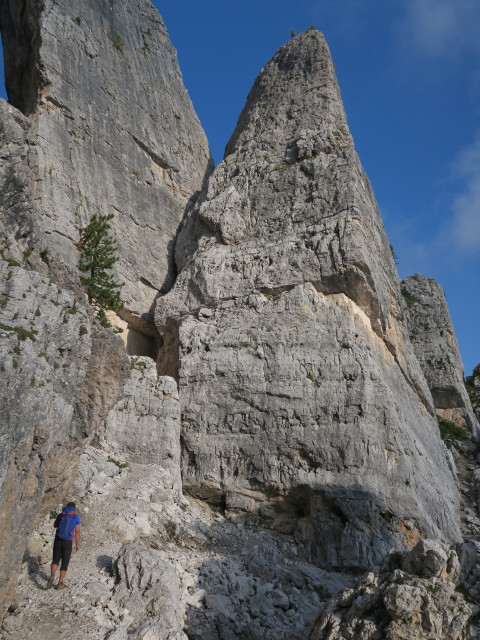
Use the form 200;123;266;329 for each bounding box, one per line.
1;450;191;639
1;447;350;640
2;454;132;639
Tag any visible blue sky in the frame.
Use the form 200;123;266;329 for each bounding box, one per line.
1;0;479;374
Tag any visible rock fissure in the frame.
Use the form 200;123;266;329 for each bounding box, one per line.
42;95;74;118
128;131;179;174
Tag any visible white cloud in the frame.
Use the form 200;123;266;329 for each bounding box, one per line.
392;134;480;262
449;134;480;251
397;1;480;252
402;0;480;58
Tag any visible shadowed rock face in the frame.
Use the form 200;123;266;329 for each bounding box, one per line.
156;31;461;567
0;0;212;319
402;274;478;432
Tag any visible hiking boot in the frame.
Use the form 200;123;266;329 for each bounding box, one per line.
46;576;55;589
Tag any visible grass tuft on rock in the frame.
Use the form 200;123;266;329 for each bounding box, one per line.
401;287;420;308
438;419;467;442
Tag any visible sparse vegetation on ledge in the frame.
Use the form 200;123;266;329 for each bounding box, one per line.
0;322;38;342
401;287;420;308
107;456;128;469
438;419;467;442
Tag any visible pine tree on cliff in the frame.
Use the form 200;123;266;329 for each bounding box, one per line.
77;213;123;327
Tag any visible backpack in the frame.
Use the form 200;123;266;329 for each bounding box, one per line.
57;508;77;540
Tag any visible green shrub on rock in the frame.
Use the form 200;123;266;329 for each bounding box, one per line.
77;213;123;328
438;419;467;442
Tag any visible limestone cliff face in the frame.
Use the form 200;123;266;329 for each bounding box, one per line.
0;103;129;618
0;0;212;321
400;275;480;545
0;0;211;618
402;274;478;433
155;31;461;569
99;359;182;492
0;10;478;639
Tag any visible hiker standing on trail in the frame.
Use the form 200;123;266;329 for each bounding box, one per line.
47;501;81;590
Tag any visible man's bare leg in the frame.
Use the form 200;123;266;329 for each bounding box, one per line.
47;563;58;588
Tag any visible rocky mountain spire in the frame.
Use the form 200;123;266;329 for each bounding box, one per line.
161;31;430;405
170;31;398;330
155;30;461;569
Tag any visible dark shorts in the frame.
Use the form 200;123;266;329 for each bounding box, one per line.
52;537;73;571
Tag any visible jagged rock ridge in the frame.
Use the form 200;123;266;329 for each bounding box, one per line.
401;275;480;541
466;365;480;422
310;538;480;640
